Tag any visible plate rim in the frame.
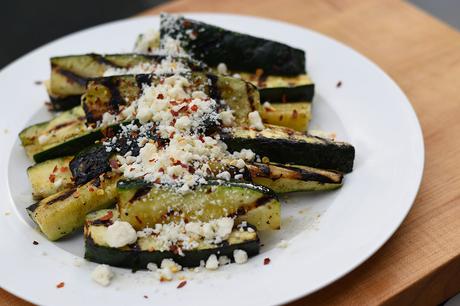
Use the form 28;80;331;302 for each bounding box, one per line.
0;13;425;306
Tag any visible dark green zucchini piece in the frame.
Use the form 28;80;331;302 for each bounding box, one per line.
27;156;74;199
82;72;259;125
84;209;259;270
19;106;87;159
26;172;120;241
48;53;206;110
221;125;355;173
247;163;343;193
160;14;306;75
117;179;280;231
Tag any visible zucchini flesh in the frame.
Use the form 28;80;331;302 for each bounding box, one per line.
117;180;280;231
84;209;260;270
27;156;74;199
19;106;87;158
260;102;311;132
49;53;205;110
221;125;355;173
83;72;259;125
237;72;314;103
247;163;343;193
160;14;306;75
26;172;120;241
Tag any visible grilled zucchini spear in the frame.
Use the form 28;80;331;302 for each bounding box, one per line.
85;209;260;270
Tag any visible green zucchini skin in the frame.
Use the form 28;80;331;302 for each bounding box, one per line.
83;72;259;125
84;209;259;270
26;172;120;241
160;14;306;75
259;84;314;103
117;179;281;231
222;125;355;173
48;53;206;110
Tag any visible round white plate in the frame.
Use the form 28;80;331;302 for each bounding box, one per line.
0;13;424;306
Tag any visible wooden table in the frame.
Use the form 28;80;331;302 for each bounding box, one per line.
3;0;460;305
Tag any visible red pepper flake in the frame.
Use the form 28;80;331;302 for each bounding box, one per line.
60;166;68;173
56;282;65;289
336;81;342;88
170;100;178;105
177;280;187;289
170;118;176;126
190;105;198;112
178;105;188;112
159;168;165;173
109;160;119;169
170;110;179;116
52;165;58;173
49;174;56;183
169;244;180;255
198;135;205;143
88;187;95;192
157;93;164;99
33;240;39;245
169;131;175;139
159;79;164;84
135;216;143;224
99;211;113;221
292;109;298;119
263;257;271;265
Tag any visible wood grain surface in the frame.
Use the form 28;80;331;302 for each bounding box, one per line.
2;0;460;305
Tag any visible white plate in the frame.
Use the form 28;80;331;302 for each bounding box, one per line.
0;14;424;306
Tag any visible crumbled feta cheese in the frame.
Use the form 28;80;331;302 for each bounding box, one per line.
37;134;49;144
217;63;228;75
218;256;231;266
147;263;158;272
248;111;265;131
105;221;137;248
205;254;219;270
91;264;114;286
277;239;289;248
233;249;248;264
216;171;231;181
53;178;63;188
218;110;235;126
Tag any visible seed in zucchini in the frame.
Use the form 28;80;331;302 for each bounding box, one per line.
160;14;306;75
27;156;74;199
48;53;206;110
260;102;311;132
117;179;280;231
26;172;120;241
221;125;355;173
82;72;259;125
84;209;260;270
247;163;343;193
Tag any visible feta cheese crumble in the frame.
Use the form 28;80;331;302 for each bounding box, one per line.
248;111;265;131
205;254;219;270
91;264;114;286
233;249;248;264
105;221;137;248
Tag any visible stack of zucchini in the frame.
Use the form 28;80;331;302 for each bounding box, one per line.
21;14;355;270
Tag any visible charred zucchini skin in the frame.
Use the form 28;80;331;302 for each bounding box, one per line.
26;172;120;240
160;14;306;75
84;209;259;270
83;72;259;125
117;179;280;231
248;163;343;193
48;53;206;110
222;125;355;173
259;84;314;103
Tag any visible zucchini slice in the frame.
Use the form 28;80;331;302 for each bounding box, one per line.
82;72;259;125
160;14;306;75
19;106;87;159
237;73;314;103
221;125;355;173
49;53;205;110
247;163;343;193
27;156;74;199
260;102;311;132
84;209;260;270
26;172;120;241
117;180;280;231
